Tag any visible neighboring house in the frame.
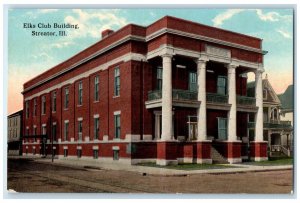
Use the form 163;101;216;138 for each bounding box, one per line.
278;84;294;155
22;16;267;165
7;110;23;155
247;77;293;157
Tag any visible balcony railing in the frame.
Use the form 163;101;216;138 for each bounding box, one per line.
148;89;198;101
206;93;228;104
172;89;197;100
248;121;292;129
237;96;256;106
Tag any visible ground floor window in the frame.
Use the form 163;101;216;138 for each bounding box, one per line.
25;149;28;154
33;148;36;155
64;149;68;157
217;117;227;140
113;150;119;160
93;150;98;159
77;149;82;158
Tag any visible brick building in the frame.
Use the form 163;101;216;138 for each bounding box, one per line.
22;16;267;165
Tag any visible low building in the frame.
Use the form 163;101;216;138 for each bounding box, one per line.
8;110;23;155
247;77;293;157
22;16;268;165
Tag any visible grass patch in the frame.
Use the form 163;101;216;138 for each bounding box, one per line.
244;157;293;166
138;162;239;170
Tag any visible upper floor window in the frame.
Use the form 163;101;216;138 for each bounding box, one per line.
52;91;56;112
217;76;227;95
217;117;227;140
64;87;69;109
156;67;163;90
189;72;197;92
114;67;120;96
41;96;46;115
33;98;37;116
25;101;29;119
78;81;83;105
263;89;268;100
94;76;99;101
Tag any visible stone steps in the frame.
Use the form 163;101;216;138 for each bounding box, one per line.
211;146;229;164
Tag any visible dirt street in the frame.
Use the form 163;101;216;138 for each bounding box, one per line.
7;158;293;194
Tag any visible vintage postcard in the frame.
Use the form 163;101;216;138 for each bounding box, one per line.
6;7;294;195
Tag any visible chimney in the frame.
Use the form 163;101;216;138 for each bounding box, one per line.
101;29;114;39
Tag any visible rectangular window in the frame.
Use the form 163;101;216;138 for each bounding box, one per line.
77;149;82;158
263;89;268;100
41;96;46;115
114;114;121;139
156;67;163;90
64;149;68;157
64;122;69;141
93;150;99;159
33;98;37;116
52;124;57;141
94;76;99;101
25;101;29;118
113;150;119;160
217;117;227;140
33;148;36;155
114;67;120;96
33;127;37;142
189;72;197;92
52;91;56;112
64;87;69;109
78;81;83;105
94;117;99;140
217;76;227;95
78;120;82;141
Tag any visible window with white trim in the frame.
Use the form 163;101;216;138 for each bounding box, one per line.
113;150;119;160
94;76;99;101
217;76;227;95
78;81;83;105
33;98;37;116
52;91;56;112
41;96;46;115
217;117;227;140
94;117;99;140
25;101;29;119
64;122;69;141
77;149;82;158
156;67;162;90
64;149;68;157
114;67;120;96
189;72;197;92
64;87;69;109
93;149;99;159
33;126;37;142
114;114;121;139
78;120;83;141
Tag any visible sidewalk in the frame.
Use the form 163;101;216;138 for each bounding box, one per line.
11;156;292;176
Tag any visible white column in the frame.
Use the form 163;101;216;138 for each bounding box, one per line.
161;54;173;141
255;69;264;142
196;58;208;141
227;64;237;141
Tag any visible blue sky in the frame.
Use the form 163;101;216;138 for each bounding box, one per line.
8;8;293;114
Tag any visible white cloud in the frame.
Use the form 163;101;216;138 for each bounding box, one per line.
50;41;75;49
64;9;128;39
212;9;292;27
212;9;245;27
276;29;292;39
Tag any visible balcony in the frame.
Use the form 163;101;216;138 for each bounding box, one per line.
237;96;256;106
248;121;293;129
206;93;228;104
146;89;199;109
148;89;198;101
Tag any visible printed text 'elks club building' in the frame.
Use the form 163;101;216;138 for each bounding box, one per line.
22;16;268;165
